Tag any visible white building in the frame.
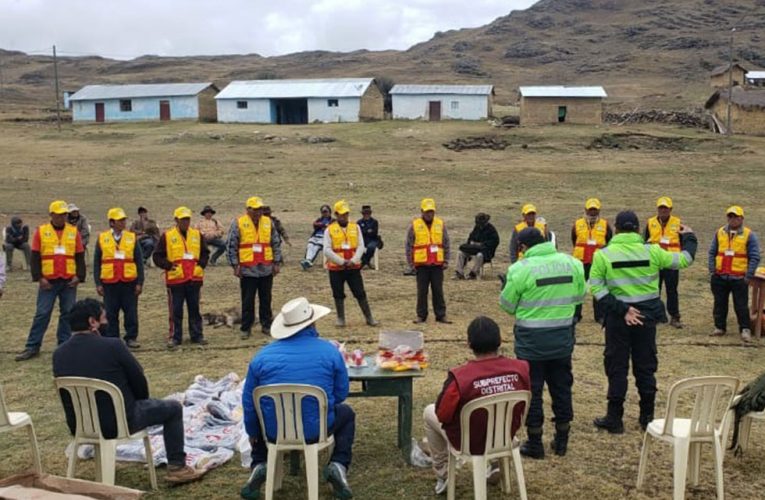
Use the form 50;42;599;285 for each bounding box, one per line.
215;78;384;124
747;71;765;87
390;85;494;121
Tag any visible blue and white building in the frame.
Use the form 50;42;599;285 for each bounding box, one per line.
390;84;494;121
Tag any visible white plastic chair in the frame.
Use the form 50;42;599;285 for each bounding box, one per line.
0;383;42;474
54;377;158;490
730;395;765;453
636;376;739;500
447;390;531;500
252;384;335;500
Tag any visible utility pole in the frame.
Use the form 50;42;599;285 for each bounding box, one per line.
53;45;62;132
725;28;735;136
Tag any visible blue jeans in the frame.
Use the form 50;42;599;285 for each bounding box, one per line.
25;279;76;350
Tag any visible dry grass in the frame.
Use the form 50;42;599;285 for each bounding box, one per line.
1;119;765;499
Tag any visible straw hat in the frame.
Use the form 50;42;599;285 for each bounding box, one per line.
270;297;331;340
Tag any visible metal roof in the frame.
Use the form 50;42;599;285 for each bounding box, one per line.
390;84;493;95
70;83;215;101
747;71;765;79
519;86;607;98
215;79;375;99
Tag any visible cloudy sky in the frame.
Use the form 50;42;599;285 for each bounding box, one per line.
1;0;537;59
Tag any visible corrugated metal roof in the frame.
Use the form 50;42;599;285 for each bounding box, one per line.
70;83;214;101
519;86;608;98
747;71;765;79
390;84;493;95
215;79;374;99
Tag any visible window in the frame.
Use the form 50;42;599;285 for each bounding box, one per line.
237;100;248;109
327;99;339;107
450;101;459;111
119;99;132;112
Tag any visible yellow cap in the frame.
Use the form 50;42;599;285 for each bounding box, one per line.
657;196;673;208
585;198;601;210
726;205;744;217
521;203;537;215
49;200;68;214
173;206;192;219
334;200;350;215
420;198;436;212
246;196;264;209
107;207;127;220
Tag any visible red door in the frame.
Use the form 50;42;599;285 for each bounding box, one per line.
95;103;105;123
428;101;441;121
159;100;171;121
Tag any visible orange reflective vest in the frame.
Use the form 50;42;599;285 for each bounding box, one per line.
715;226;751;277
572;218;608;264
39;223;78;280
327;222;361;271
164;227;204;285
647;215;681;252
98;230;138;283
238;215;273;267
412;217;444;266
515;220;547;260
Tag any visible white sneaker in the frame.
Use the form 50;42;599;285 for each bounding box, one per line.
741;328;753;343
435;477;448;495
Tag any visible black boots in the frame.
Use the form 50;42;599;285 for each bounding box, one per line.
593;401;625;434
520;428;545;459
639;393;655;431
551;423;570;456
334;299;346;327
336;298;379;327
358;299;379;326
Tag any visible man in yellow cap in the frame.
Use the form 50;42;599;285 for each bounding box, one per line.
509;204;548;264
153;206;210;348
708;205;761;342
571;198;612;322
323;200;378;327
16;200;87;361
93;208;144;349
407;198;451;323
644;196;684;328
226;196;282;338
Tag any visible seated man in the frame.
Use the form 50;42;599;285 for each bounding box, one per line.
4;216;31;270
357;205;382;269
52;298;203;484
455;213;499;280
300;205;332;270
423;316;530;495
130;206;160;263
241;297;354;499
196;205;227;265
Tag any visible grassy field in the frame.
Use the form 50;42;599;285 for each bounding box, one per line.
1;118;765;499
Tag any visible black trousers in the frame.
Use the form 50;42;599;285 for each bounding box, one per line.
711;274;750;332
575;263;603;323
130;399;186;467
659;269;680;318
103;281;139;341
525;356;574;430
240;275;274;332
416;266;446;320
329;268;367;301
166;283;203;343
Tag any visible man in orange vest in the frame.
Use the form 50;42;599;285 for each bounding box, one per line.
227;196;282;338
153;206;210;349
509;204;548;264
16;200;87;361
323;200;378;327
407;198;452;324
708;205;761;343
93;208;144;349
644;196;684;328
572;198;612;323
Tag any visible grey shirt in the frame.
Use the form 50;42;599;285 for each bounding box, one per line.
226;217;282;278
405;218;451;268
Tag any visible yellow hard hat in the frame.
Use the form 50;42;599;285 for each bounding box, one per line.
657;196;673;208
420;198;436;212
107;207;127;221
173;206;192;219
726;205;744;217
334;200;350;215
521;203;537;215
585;198;601;210
49;200;68;215
246;196;264;209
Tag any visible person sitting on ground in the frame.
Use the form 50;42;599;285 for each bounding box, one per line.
357;205;382;269
241;297;355;500
423;316;530;495
4;216;31;271
300;205;333;270
67;203;90;249
130;207;160;263
455;212;499;280
52;298;204;484
196;205;227;265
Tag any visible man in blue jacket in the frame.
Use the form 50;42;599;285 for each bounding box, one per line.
241;297;355;499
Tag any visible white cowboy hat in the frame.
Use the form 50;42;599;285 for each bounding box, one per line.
270;297;331;340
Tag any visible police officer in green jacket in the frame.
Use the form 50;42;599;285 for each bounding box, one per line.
499;227;585;458
590;211;696;434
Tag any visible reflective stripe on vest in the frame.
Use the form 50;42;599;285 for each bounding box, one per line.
412;217;444;266
164;227;204;285
715;226;750;277
327;222;360;271
238;215;273;266
597;244;661;302
98;230;137;283
515;220;546;260
39;223;77;279
572;218;607;263
647;216;681;252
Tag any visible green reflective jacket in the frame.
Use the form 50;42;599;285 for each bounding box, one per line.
499;242;585;361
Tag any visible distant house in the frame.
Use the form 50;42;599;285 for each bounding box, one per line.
215;78;383;124
710;63;748;88
389;85;494;121
705;86;765;136
746;71;765;87
519;86;607;126
70;83;218;123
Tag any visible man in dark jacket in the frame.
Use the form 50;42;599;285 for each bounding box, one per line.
357;205;381;269
455;212;499;280
4;216;31;270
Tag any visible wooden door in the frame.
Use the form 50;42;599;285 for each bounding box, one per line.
428;101;441;121
159;100;171;121
95;103;105;123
